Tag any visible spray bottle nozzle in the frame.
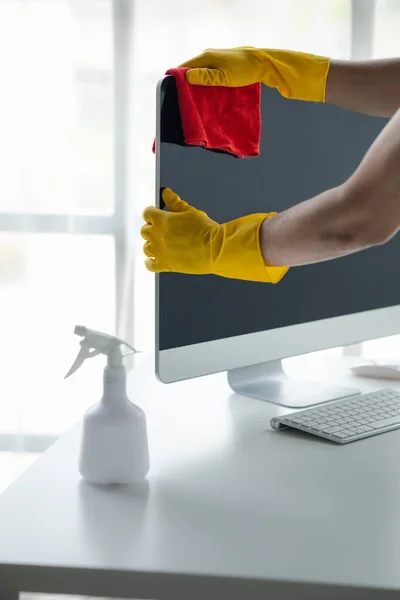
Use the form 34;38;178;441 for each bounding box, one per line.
65;326;138;379
74;325;87;337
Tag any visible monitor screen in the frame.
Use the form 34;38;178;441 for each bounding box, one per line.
158;76;398;352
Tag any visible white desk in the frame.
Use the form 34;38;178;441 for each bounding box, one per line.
1;353;400;600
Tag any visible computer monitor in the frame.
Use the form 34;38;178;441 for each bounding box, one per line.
155;75;400;408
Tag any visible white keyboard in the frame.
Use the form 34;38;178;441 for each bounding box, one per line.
270;389;400;444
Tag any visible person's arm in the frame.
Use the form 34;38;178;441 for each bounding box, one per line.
260;107;400;267
326;58;400;118
181;48;400;117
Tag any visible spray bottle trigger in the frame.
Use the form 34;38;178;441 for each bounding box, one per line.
64;340;102;379
65;326;140;380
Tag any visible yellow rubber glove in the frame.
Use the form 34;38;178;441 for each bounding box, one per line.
179;47;331;103
141;188;288;283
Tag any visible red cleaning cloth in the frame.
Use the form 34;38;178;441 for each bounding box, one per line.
153;67;261;158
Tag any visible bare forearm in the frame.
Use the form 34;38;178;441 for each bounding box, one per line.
261;108;400;267
326;58;400;118
260;185;374;266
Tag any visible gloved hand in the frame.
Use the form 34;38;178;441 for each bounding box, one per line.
141;188;288;283
179;47;330;103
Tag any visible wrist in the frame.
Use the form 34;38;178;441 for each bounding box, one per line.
325;59;349;105
259;214;283;267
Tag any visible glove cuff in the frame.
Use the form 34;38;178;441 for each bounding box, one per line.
210;213;289;283
260;49;331;102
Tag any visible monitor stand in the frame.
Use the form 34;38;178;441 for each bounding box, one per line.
227;360;360;409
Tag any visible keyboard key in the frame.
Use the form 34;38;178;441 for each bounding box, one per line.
351;426;367;435
318;424;334;432
324;426;343;434
371;416;400;430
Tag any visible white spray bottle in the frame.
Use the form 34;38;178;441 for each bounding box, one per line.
65;326;150;485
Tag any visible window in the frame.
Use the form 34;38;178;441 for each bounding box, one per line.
0;0;118;462
374;0;400;58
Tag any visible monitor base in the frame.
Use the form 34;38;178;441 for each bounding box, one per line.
227;359;360;409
